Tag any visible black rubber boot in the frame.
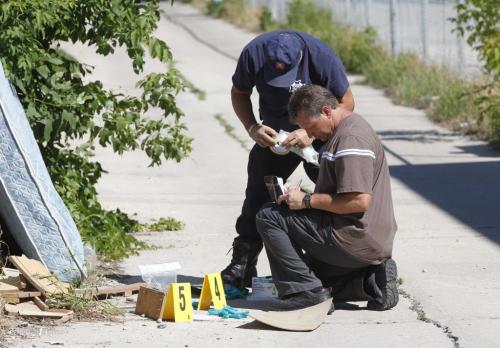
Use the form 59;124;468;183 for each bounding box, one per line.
221;236;263;288
367;258;399;311
329;270;376;304
267;287;332;311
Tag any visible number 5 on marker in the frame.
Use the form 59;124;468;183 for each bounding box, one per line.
163;283;193;322
198;272;227;310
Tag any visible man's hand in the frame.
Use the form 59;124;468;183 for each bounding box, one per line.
249;124;277;147
277;186;306;210
281;129;313;149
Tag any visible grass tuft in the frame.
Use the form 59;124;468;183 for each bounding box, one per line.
136;217;185;232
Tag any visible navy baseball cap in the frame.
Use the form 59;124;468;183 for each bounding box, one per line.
264;33;302;88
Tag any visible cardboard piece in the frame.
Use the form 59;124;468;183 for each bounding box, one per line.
5;301;73;319
135;286;166;320
250;298;331;331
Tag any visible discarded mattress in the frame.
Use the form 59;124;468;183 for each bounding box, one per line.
0;62;86;282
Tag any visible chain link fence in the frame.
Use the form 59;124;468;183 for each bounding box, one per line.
248;0;482;76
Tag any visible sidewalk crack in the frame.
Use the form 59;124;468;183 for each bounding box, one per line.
399;288;460;348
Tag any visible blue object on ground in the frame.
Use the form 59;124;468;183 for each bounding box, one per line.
192;298;199;308
224;284;249;299
208;306;249;319
0;62;86;282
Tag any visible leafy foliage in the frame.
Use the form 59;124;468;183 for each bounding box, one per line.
452;0;499;76
0;0;194;259
452;0;500;147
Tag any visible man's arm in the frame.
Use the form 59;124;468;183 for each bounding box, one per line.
279;188;371;214
231;85;277;147
231;85;256;131
310;191;371;214
337;87;355;112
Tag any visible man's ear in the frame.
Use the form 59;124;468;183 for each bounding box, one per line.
321;105;333;118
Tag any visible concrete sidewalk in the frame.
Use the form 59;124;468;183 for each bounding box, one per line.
11;2;500;347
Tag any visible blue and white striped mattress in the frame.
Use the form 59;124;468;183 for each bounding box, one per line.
0;63;86;282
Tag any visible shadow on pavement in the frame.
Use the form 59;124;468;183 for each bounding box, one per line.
378;130;459;143
389;160;500;245
237;320;286;331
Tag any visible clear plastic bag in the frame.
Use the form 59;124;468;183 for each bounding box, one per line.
139;262;181;292
273;129;319;166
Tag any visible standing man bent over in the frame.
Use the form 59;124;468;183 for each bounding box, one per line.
256;85;398;311
222;30;354;288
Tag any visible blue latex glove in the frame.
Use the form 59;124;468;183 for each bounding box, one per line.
208;305;249;319
224;284;249;300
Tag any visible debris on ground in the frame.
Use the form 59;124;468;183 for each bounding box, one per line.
1;255;144;323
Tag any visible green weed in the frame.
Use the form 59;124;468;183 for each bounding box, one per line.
214;113;250;151
136;217;185;232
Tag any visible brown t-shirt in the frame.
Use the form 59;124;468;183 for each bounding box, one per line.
314;113;397;264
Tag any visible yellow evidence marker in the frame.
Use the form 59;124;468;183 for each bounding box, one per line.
197;272;227;310
163;283;193;322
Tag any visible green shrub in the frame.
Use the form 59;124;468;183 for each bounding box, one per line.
207;0;226;17
259;6;278;32
0;0;194;260
286;0;341;43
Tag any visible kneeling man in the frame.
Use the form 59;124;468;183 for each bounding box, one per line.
256;85;398;311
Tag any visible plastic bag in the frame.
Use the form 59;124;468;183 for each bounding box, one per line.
139;262;181;292
273;130;319;166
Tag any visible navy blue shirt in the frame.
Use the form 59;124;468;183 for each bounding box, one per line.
232;30;349;132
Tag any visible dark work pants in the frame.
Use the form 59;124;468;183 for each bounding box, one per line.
235;143;319;242
255;204;371;297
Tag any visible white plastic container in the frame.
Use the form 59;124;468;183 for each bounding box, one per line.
248;276;278;301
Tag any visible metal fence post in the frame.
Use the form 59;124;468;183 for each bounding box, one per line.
365;0;372;27
390;0;397;56
457;34;465;74
421;0;428;61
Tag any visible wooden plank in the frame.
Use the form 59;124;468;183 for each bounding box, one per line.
8;255;69;295
0;290;43;304
76;282;145;298
33;296;49;311
0;267;21;292
1;268;20;278
0;281;19;293
135;286;166;320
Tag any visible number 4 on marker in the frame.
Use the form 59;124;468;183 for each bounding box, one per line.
198;272;227;310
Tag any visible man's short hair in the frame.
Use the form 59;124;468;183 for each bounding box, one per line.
288;85;338;123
